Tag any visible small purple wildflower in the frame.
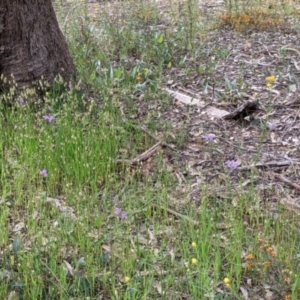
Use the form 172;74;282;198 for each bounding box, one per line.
121;212;128;220
202;134;215;141
225;160;240;170
43;115;55;122
68;82;73;90
115;207;127;220
115;207;122;215
39;169;48;177
19;97;25;104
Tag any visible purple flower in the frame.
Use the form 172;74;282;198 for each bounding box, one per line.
202;134;215;141
115;207;122;215
39;169;48;177
121;212;128;220
19;97;25;104
225;160;240;170
43;115;55;122
115;207;127;220
68;82;73;90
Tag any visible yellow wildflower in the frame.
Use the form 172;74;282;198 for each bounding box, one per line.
191;258;198;265
124;276;131;283
266;83;272;88
224;278;230;284
223;277;230;288
191;242;197;248
266;75;275;82
136;72;143;83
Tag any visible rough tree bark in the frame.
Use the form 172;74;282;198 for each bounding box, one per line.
0;0;76;88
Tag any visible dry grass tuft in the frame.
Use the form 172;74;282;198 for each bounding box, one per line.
219;9;287;32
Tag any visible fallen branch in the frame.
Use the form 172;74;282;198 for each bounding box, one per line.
151;203;199;225
116;141;162;165
238;160;294;171
272;172;300;191
138;125;176;151
121;117;176;151
223;100;260;120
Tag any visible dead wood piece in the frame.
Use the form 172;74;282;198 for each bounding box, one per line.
223;100;260;120
238;160;294;171
116;141;162;165
121;117;177;152
151;203;199;225
138;125;176;150
205;106;229;118
164;88;205;107
272;172;300;191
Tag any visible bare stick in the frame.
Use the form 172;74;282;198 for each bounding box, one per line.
272;172;300;191
151;203;199;225
116;141;162;165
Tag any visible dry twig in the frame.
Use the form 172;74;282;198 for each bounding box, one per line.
272;172;300;191
116;141;162;165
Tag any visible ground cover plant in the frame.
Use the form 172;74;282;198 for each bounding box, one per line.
2;0;300;299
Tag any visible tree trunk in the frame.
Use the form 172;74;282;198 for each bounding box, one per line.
0;0;76;88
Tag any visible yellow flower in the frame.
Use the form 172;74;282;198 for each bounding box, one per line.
124;276;131;283
191;258;198;264
266;75;275;82
136;72;143;83
223;277;230;287
224;277;230;284
266;83;272;88
191;242;197;248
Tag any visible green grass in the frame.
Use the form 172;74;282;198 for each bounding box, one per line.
1;0;300;299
